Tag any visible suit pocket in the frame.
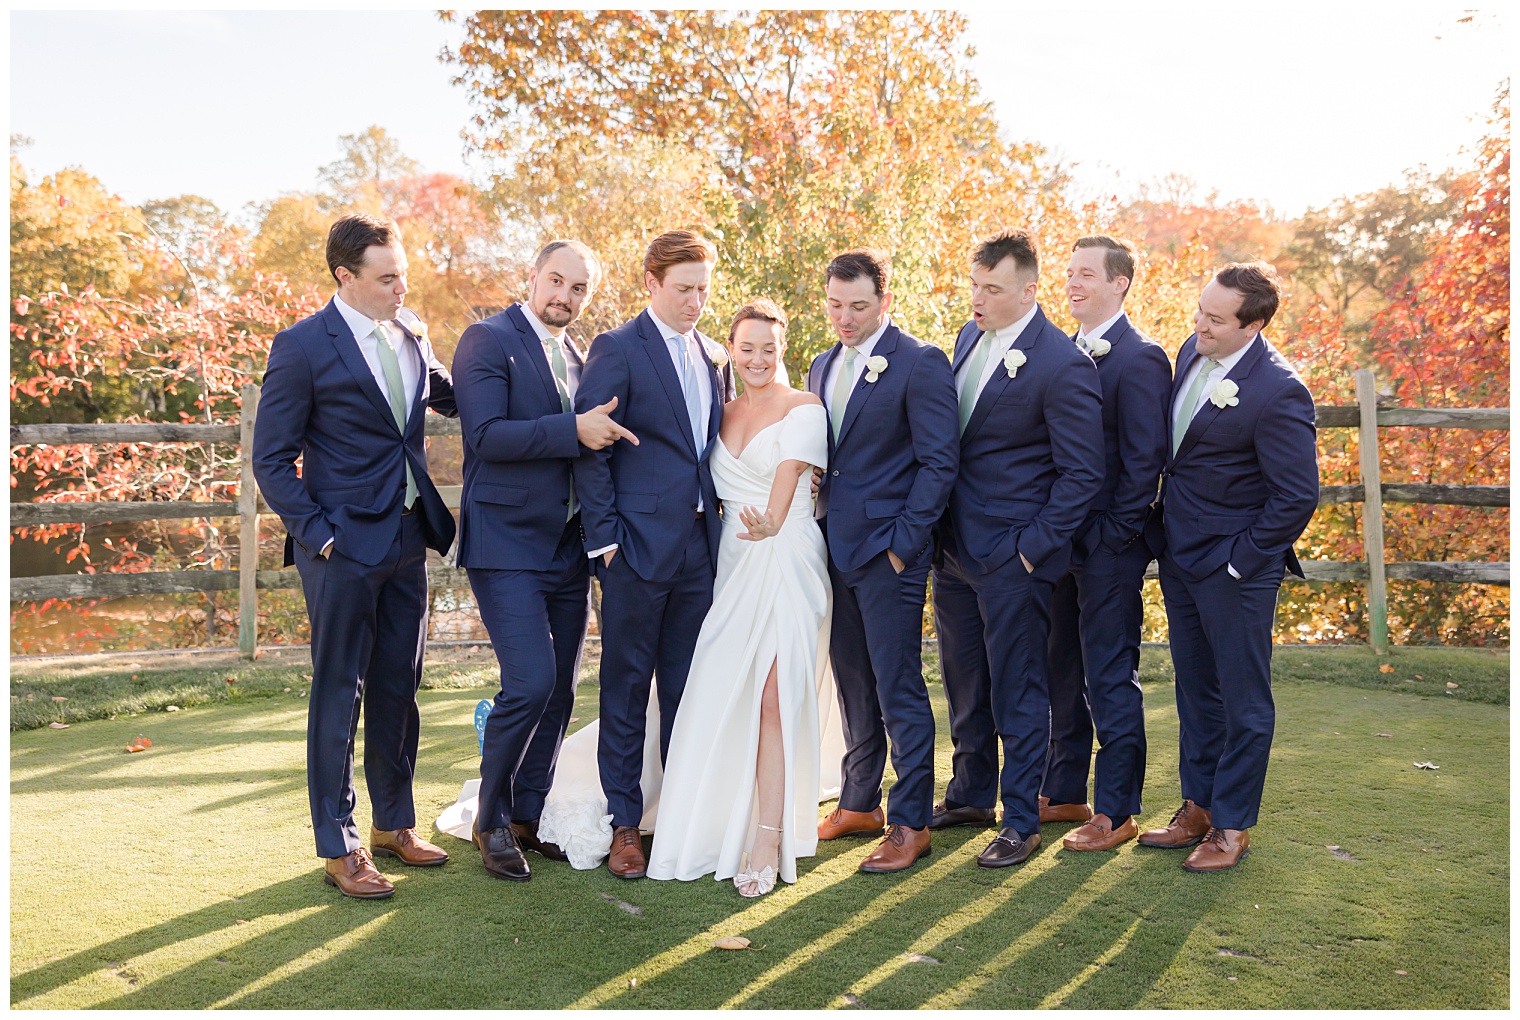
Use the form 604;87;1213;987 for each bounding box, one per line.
617;491;658;514
985;498;1041;520
315;485;376;507
1195;513;1253;536
864;499;903;520
472;483;529;507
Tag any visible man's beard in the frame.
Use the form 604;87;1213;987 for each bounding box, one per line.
538;302;573;327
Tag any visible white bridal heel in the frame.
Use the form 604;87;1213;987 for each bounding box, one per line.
734;824;782;898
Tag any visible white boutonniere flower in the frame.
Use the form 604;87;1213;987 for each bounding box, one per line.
702;336;729;369
1003;349;1027;378
1087;336;1111;358
864;354;889;383
1209;377;1241;409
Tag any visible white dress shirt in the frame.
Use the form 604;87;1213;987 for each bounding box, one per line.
1075;308;1125;348
956;303;1038;405
520;302;579;404
1172;333;1260;578
823;317;892;415
334;294;420;418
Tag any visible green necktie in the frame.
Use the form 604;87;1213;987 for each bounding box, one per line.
830;346;858;440
1172;357;1221;456
543;335;576;520
958;330;995;433
373;322;418;509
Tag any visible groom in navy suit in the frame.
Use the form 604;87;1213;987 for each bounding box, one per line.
1140;261;1318;871
253;214;458;899
574;230;733;880
807;248;959;874
932;229;1104;869
453;239;638;882
1038;236;1172;852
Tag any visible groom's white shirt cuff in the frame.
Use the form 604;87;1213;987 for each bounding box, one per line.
1227;562;1240;579
588;543;617;560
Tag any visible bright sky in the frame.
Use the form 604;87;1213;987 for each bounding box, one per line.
9;7;1508;222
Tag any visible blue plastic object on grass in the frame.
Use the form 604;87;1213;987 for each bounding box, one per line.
474;700;492;755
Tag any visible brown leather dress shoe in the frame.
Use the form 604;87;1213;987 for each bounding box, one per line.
976;828;1041;868
510;821;569;862
858;824;931;873
928;801;997;830
324;848;395;899
1137;800;1212;848
818;806;886;841
1062;813;1139;852
1038;794;1094;824
371;826;450;866
607;825;647;879
1182;827;1250;871
474;822;530;882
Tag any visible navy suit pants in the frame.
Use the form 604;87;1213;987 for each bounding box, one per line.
294;512;428;858
1158;556;1281;830
829;551;937;828
1042;537;1150;818
934;540;1054;838
469;518;591;831
596;516;713;828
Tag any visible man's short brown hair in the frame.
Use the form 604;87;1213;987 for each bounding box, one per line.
972;228;1038;278
824;248;891;296
327;214;400;283
726;297;789;345
643;230;717;283
1072;235;1137;295
1215;260;1282;329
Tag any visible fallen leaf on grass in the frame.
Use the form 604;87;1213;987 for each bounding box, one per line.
125;736;153;752
1446;682;1459;689
1395;969;1408;975
1374;733;1392;738
712;936;753;950
842;993;865;1007
235;919;249;925
1414;674;1423;679
283;687;291;692
628;979;637;989
1227;976;1237;981
51;696;67;702
165;706;180;712
225;677;237;685
1378;664;1395;674
599;892;643;916
1326;845;1360;861
1413;761;1439;770
905;953;941;965
49;722;69;729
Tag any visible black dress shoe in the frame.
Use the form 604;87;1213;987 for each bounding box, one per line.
510;821;569;862
928;801;998;830
474;822;531;882
976;828;1041;869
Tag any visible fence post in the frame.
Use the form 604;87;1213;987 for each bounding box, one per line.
238;383;261;659
1355;369;1389;654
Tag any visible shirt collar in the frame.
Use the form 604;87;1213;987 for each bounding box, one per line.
647;308;692;344
334;293;384;343
992;304;1039;346
1076;309;1124;343
845;316;892;359
518;302;560;345
1205;333;1260;376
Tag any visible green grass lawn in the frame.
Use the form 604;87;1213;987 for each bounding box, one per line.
10;647;1509;1008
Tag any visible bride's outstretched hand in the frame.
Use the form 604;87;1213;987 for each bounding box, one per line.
737;505;778;541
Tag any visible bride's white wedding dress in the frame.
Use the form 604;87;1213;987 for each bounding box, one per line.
435;403;844;876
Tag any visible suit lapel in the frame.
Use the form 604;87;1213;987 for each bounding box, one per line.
696;331;723;446
949;320;983;377
1173;334;1266;462
326;302;403;434
835;325;898;446
506;303;565;410
810;345;840;400
637;311;699;458
964;307;1046;441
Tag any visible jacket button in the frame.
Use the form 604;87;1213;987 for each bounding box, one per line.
832;470;840;477
562;498;570;505
691;503;698;510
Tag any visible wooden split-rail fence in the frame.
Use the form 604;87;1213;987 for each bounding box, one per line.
10;371;1510;657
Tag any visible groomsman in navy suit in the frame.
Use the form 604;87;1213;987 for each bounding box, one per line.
574;230;732;880
807;248;959;874
1038;236;1172;852
1140;261;1318;871
932;229;1104;868
453;240;638;882
253;215;458;898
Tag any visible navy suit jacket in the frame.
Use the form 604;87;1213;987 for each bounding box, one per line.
1147;333;1319;581
940;306;1104;581
253;299;458;567
453;303;586;571
573;310;726;582
1073;312;1174;559
806;323;959;574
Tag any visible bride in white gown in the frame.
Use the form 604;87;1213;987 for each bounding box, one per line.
436;300;844;890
